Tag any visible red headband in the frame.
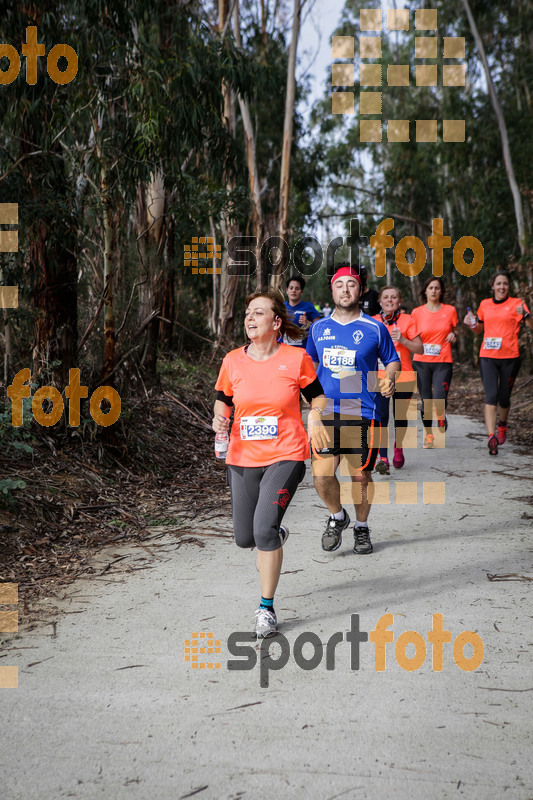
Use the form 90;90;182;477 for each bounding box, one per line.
330;266;362;289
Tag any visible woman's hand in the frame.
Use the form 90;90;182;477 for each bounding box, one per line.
212;413;230;434
389;326;402;344
445;331;457;344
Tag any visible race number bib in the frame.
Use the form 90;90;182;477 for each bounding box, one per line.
323;347;356;373
240;416;279;440
423;343;441;357
483;337;502;350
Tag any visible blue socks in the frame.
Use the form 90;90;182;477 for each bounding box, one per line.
259;596;274;611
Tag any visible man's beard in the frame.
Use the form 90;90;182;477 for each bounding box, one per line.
335;297;359;313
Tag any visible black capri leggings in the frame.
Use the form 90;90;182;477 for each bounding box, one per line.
376;389;414;455
413;362;453;429
227;460;306;551
479;357;521;408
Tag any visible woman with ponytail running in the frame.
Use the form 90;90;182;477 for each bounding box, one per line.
463;271;532;455
411;278;458;449
373;286;423;473
212;289;329;639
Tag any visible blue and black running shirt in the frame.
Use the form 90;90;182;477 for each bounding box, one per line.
306;313;400;420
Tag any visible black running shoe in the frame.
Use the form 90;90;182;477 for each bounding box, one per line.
353;526;373;555
321;510;350;552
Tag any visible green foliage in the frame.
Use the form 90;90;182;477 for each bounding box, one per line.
0;402;34;456
313;0;533;320
0;478;27;499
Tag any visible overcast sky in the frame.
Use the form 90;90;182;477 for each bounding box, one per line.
298;0;347;109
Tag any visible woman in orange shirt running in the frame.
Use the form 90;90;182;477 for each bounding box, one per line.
463;270;532;455
411;277;458;449
212;289;329;639
373;285;423;473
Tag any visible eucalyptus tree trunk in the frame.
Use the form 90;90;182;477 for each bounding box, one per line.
275;0;302;290
233;0;265;289
217;0;241;345
101;165;117;380
461;0;527;259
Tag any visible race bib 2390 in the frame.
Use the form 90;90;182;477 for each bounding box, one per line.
240;416;279;440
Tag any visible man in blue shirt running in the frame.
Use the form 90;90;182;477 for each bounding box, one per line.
306;265;400;555
284;275;322;348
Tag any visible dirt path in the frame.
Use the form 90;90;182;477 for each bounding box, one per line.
1;412;532;800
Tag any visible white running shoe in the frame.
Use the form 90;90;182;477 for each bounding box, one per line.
254;607;278;639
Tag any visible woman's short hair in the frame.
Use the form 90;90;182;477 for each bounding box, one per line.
286;275;305;291
378;285;402;302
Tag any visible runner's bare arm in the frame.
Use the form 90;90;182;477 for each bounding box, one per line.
307;395;331;450
445;327;458;344
463;312;483;333
516;301;533;330
393;332;424;354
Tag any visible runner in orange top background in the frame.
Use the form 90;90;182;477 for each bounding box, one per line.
463;270;533;455
411;277;458;449
212;289;329;639
373;285;423;473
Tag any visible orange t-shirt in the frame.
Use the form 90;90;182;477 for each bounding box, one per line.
372;312;418;384
477;297;530;359
411;304;458;363
215;343;317;467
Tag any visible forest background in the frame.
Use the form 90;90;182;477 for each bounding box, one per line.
0;0;532;594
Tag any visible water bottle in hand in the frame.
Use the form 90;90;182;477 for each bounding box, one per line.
215;432;229;460
466;307;476;329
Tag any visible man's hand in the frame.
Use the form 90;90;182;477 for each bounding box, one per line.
379;375;395;398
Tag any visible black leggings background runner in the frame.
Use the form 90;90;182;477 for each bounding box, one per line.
376;390;414;455
479;357;521;407
413;362;453;429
